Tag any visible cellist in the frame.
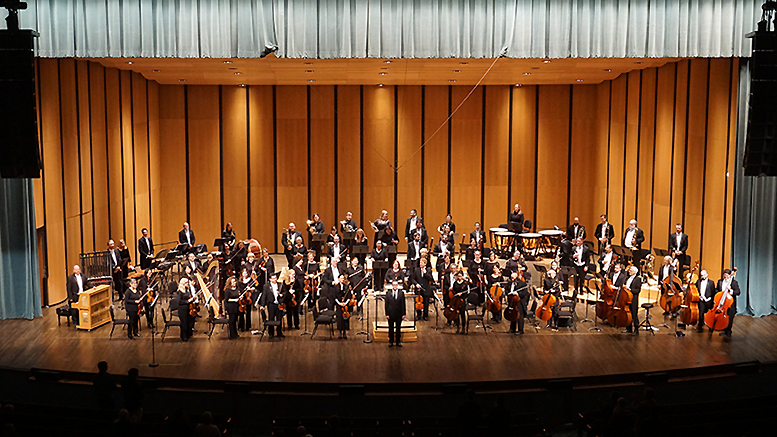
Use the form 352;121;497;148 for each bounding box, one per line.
543;269;563;331
716;269;741;338
621;266;642;336
506;272;529;335
486;264;506;323
694;270;716;333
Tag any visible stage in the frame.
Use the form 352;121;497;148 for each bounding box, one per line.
2;301;776;386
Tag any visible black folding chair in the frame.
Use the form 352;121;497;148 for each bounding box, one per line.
160;308;181;342
109;305;130;339
207;305;229;339
260;308;284;341
311;305;336;340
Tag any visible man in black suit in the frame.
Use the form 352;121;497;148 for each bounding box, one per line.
608;263;627;288
594;214;615;254
716;269;741;337
281;222;302;267
185;253;201;275
695;270;716;332
327;234;347;265
66;265;85;326
260;272;285;339
412;220;429;247
107;240;125;300
470;222;486;250
622;219;646;270
598;244;617;274
137;228;154;269
508;204;524;231
320;258;342;311
622;266;642;335
571;238;592;301
411;257;435;321
178;222;195;248
567;217;586;241
432;233;454;261
407;231;425;262
385;280;406;347
404;209;421;242
668;223;689;276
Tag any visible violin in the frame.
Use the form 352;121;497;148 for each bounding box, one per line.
238;285;254;313
705;267;737;331
679;261;701;325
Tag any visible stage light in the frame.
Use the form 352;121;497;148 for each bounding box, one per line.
126;61;133;65
305;70;314;73
178;79;186;82
542;59;551;63
523;72;531;76
234;72;242;75
379;72;387;75
308;79;315;83
224;60;232;64
576;79;584;82
448;79;456;83
384;60;391;64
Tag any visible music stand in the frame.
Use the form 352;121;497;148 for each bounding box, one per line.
213;238;227;252
404;259;419;269
342;231;356;242
351;245;369;264
372;261;389;289
312;233;327;261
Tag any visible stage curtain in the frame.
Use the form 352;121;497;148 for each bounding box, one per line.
732;59;777;318
0;179;42;320
7;0;763;59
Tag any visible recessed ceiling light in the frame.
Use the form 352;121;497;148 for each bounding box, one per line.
459;62;468;65
223;60;232;64
576;79;584;82
378;83;384;87
379;72;387;76
448;79;456;83
178;79;186;82
234;72;242;75
542;60;550;64
531;67;540;70
514;84;522;87
239;84;246;88
228;67;237;70
453;70;461;73
523;72;531;76
126;61;133;65
308;79;315;83
305;70;314;73
384;60;391;64
304;62;313;65
634;61;643;65
604;69;612;72
151;69;160;73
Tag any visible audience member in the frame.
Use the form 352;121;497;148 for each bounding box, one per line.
195;411;220;437
93;361;117;409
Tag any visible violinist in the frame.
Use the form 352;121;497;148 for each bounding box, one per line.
139;269;157;329
380;226;400;265
716;269;741;337
334;276;352;339
486;264;506;323
237;269;256;332
352;228;369;265
470;222;486;250
506;251;531;283
124;278;142;340
452;270;471;333
243;252;258;277
608;263;627;288
543;269;563;331
411;257;435;321
185;252;202;276
506;272;529;335
346;257;367;316
325;226;340;245
695;270;716;333
258;248;275;286
485;251;499;277
304;250;320;307
222;222;236;251
327;234;347;265
657;256;678;317
407;231;425;262
284;269;303;330
432;233;454;261
177;277;196;342
224;276;241;339
259;271;285;339
622;266;642;336
320;258;342;311
384;259;406;286
437;254;452;286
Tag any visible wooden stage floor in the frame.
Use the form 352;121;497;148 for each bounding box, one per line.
1;302;776;385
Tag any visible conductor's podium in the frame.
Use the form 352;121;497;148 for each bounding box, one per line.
372;320;417;342
73;284;111;330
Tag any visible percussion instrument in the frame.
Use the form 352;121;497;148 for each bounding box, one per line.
493;231;516;256
538;229;564;255
518;232;542;257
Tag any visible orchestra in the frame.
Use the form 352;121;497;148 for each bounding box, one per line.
91;206;739;344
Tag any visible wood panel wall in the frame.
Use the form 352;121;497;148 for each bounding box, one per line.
34;58;739;305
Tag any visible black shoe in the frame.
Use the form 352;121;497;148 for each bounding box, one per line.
515;331;524;335
388;343;394;348
662;311;670;316
508;330;516;334
344;334;348;340
134;333;141;338
278;334;285;338
632;330;639;336
127;336;134;340
622;329;632;334
695;327;704;332
397;343;403;347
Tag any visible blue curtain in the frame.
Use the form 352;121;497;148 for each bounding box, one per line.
732;59;777;317
0;178;42;320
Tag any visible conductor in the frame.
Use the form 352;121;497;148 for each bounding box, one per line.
385;280;406;348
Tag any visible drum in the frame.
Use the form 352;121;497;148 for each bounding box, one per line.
538;229;564;255
488;227;504;248
519;233;542;250
494;231;516;255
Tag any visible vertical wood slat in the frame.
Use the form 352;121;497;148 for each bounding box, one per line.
569;85;599;235
636;69;657;247
396;86;423;252
275;87;309;248
535;86;570;230
336;86;362;231
422;86;449;244
76;60;94;252
483;86;510;237
59;59;82;267
89;64;109;252
623;71;641;233
132;72;150;259
120;70;136;260
309;86;336;231
510;86;537;230
651;63;677;256
156;85;187;247
248;86;276;252
449;86;483;247
221;86;249;242
608;76;627;242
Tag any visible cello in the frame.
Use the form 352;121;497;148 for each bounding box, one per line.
535;289;557;322
606;283;632;328
487;282;504;314
679;261;701;325
503;291;521;322
659;260;683;314
704;267;737;331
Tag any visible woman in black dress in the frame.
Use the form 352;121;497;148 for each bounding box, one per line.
223;276;240;339
237;269;255;332
384;259;405;286
486;264;506;323
451;271;471;333
138;269;157;329
352;228;369;265
334;276;352;339
177;277;196;342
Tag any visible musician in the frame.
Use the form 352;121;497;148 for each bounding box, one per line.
260;271;285;338
222;222;236;251
185;252;202;275
320;258;342;311
66;265;85;326
470;222;486;250
137;228;154;270
236;269;255;332
468;250;487;302
334;276;352;339
411;257;435;321
437;254;452;288
412;219;430;246
441;263;459;309
327;234;347;265
544;269;563;331
506;272;529;335
419;247;430;264
608;263;627;288
594;214;615;254
657;255;679;317
177;278;196;341
567;217;587;241
464;239;479;262
139;269;157;329
558;233;573;287
352;228;369;265
107;240;125;300
485;251;499;277
598;244;616;274
303;250;321;308
284;269;303;330
407;231;425;262
325;226;340;245
307;213;325;239
384;259;406;285
118;239;132;291
695;270;716;333
571;239;592;301
438;214;456;235
179;222;196;248
258;248;275;286
224;276;241;339
380;226;400;264
340;211;357;234
506;251;531;283
622;220;646;268
668;223;689;276
385;280;406;347
452;271;471;333
371;240;388;288
432;233;454;262
622;266;642;336
124;278;142;340
347;257;367;316
508;204;524;231
716;269;740;337
282;223;303;267
404;209;421;242
486;263;506;323
373;209;392;241
243;252;258;277
292;236;307;259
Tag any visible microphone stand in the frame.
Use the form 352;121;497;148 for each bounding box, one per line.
357;291;369;336
148;294;160;368
299;292;312;336
363;289;373;343
588;281;602;332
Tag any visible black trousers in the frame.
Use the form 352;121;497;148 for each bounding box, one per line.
143;302;154;327
178;307;193;340
509;305;527;333
697;300;711;329
238;306;252;331
128;311;139;338
573;266;587;299
70;306;79;326
388;317;401;344
626;294;640;331
113;271;125;300
724;305;736;334
286;303;300;328
267;305;283;336
227;311;239;339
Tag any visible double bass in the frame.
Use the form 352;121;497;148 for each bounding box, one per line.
606;284;632;328
659;262;683;314
704;267;737;331
596;277;617;321
679;261;701;325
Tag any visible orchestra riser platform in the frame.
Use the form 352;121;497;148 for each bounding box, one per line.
372;320;418;342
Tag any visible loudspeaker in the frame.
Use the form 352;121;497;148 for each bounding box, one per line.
744;31;777;177
0;30;41;178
